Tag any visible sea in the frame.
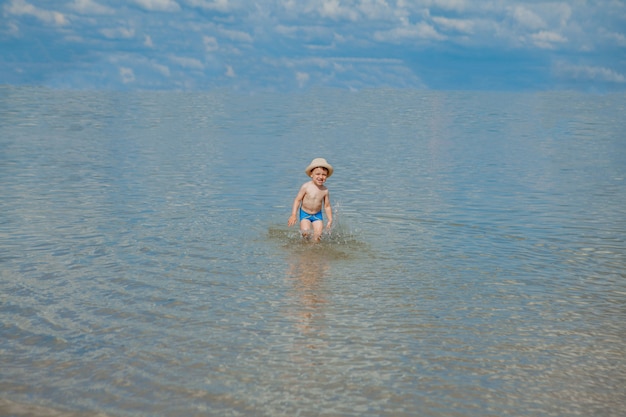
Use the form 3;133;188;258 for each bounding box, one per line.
1;86;625;417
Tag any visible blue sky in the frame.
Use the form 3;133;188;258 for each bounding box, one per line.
2;0;625;91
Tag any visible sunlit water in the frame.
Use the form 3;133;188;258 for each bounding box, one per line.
1;87;625;417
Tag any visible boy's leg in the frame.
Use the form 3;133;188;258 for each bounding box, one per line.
311;221;324;242
300;219;312;238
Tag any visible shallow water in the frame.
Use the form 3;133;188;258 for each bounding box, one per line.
1;87;625;416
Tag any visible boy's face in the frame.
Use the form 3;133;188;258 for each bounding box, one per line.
310;167;328;185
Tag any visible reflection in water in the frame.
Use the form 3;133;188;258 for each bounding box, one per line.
285;244;330;343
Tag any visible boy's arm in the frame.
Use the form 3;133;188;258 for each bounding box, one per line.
324;192;333;229
287;186;305;227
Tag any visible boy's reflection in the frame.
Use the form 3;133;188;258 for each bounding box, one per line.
285;246;330;340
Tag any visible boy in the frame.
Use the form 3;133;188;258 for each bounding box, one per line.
288;158;333;241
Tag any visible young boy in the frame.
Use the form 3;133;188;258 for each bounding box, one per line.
288;158;333;241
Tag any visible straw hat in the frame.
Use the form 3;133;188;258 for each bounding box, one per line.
305;158;333;177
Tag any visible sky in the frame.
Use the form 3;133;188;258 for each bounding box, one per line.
1;0;625;92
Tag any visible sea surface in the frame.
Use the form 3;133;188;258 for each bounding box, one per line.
1;87;625;417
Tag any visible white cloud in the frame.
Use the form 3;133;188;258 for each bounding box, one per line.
169;55;204;69
69;0;114;15
480;2;575;50
531;30;567;49
5;0;68;26
554;61;626;83
510;5;545;30
100;27;135;39
217;27;253;43
550;3;572;28
151;61;171;77
374;22;446;42
225;65;236;77
119;67;135;83
332;57;404;65
275;25;297;36
4;21;20;36
278;56;405;71
296;71;309;87
203;36;219;52
184;0;231;12
357;0;395;20
432;16;474;33
275;24;336;44
317;0;359;21
602;30;626;47
144;35;154;47
268;53;426;90
274;24;337;50
132;0;181;12
430;0;468;12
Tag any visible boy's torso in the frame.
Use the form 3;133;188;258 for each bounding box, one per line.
301;182;327;214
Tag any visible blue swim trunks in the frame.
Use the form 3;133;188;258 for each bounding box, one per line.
299;207;323;223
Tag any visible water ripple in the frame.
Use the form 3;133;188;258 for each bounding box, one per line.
1;88;625;417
